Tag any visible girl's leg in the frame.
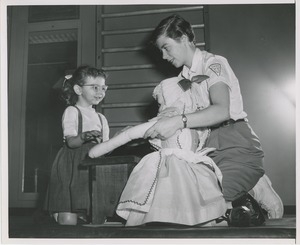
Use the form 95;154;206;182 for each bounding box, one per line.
52;212;58;222
89;121;156;158
57;212;77;225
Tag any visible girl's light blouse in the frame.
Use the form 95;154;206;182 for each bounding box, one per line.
62;105;109;141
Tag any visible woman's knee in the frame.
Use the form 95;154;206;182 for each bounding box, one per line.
220;165;264;202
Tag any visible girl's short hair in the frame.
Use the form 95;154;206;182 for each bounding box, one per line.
150;14;195;46
61;65;107;105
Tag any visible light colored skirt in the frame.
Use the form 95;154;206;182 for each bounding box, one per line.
116;148;227;226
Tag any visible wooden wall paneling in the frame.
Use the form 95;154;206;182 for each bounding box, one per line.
203;5;210;52
97;5;207;137
28;5;80;23
80;6;97;66
96;6;104;114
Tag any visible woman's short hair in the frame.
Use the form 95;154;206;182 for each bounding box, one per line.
150;14;195;46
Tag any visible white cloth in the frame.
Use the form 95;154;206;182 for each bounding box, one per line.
150;76;211;151
152;77;198;114
180;48;247;120
89;121;156;158
62;105;109;141
116;129;227;226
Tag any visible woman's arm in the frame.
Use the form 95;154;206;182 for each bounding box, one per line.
187;82;230;127
144;82;230;140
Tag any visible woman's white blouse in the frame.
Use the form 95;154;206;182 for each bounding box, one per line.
180;48;247;120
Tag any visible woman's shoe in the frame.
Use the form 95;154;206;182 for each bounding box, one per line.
231;193;266;226
251;174;284;219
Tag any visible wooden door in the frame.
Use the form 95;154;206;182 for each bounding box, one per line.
8;5;96;208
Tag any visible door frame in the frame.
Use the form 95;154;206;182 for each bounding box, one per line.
8;5;96;208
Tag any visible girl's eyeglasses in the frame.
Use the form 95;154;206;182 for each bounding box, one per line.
81;84;108;92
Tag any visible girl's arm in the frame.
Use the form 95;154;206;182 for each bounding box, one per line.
65;134;84;148
62;107;102;148
144;82;230;140
66;130;101;148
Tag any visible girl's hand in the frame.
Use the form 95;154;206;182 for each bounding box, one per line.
66;130;101;148
80;130;102;142
144;115;181;140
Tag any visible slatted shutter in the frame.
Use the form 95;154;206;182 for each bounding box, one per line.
96;5;209;136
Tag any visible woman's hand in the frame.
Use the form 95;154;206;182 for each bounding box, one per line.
144;115;182;140
145;107;181;139
157;107;181;119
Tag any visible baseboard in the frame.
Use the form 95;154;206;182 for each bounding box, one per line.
9;205;296;216
9;207;37;216
283;205;296;215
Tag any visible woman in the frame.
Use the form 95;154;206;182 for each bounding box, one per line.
144;14;283;219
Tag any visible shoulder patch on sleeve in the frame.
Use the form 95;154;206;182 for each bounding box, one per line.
209;63;221;76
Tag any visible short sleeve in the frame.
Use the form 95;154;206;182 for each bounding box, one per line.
205;57;231;90
62;106;78;137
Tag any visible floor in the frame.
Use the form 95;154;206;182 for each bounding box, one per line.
6;210;296;241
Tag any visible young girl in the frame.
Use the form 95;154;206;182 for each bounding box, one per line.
45;65;109;225
89;76;228;227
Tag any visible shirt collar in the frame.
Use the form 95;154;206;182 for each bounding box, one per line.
181;48;203;79
75;104;95;112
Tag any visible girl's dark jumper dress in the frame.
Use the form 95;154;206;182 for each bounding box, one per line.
45;106;103;215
